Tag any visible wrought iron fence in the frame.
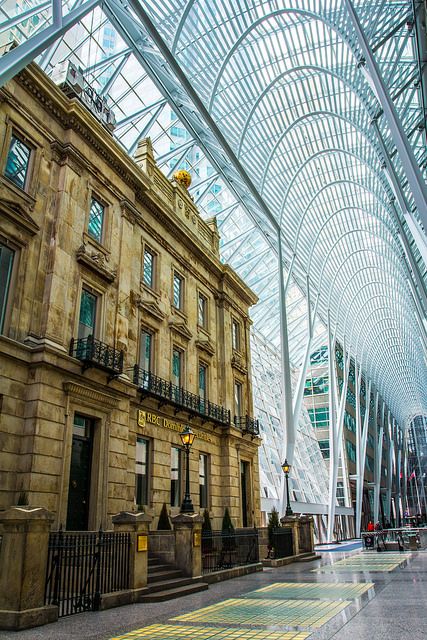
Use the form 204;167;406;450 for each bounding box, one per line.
234;415;260;436
45;529;130;617
271;527;293;558
201;529;259;574
70;336;124;375
133;366;231;426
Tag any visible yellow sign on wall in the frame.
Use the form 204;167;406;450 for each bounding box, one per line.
137;534;148;552
193;531;201;547
137;409;213;443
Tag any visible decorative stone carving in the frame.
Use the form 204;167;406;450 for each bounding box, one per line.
195;338;215;357
231;352;248;375
76;243;116;283
0;194;39;235
169;317;192;341
131;290;165;321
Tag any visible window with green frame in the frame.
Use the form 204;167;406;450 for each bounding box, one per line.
88;197;105;243
318;439;330;459
345;439;356;463
0;242;14;333
307;407;329;428
344;411;356;433
310;346;328;365
4;134;31;189
304;375;329;396
78;289;97;339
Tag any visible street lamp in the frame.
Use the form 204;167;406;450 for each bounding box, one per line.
282;459;294;516
180;425;195;513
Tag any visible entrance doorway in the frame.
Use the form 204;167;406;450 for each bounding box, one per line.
66;415;94;530
241;460;250;527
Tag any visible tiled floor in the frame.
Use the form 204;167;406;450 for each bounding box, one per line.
110;626;310;640
3;545;425;640
245;581;374;600
173;596;350;628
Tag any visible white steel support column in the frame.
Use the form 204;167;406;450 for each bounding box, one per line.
355;373;372;537
327;331;350;542
292;278;319;427
402;431;408;520
345;0;427;231
278;234;295;516
396;427;402;526
374;397;385;524
385;411;393;522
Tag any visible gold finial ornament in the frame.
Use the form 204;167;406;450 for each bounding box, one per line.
174;169;192;189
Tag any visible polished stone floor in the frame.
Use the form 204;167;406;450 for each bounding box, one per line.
1;543;426;640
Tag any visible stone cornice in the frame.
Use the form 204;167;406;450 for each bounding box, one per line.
13;65;151;198
231;352;248;375
169;318;192;341
63;381;119;408
76;244;117;283
195;338;215;357
0;192;39;236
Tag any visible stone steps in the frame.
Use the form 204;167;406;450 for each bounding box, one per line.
141;553;209;602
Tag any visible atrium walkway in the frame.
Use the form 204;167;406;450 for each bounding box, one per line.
2;543;426;640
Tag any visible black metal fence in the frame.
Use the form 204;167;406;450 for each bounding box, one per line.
45;530;130;617
271;527;293;558
70;336;124;375
133;366;231;426
201;529;259;574
234;415;260;436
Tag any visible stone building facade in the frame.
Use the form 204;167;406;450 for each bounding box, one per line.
0;64;261;531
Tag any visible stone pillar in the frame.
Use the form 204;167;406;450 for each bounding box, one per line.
172;513;203;578
0;506;58;630
112;511;152;594
297;515;315;553
280;515;300;556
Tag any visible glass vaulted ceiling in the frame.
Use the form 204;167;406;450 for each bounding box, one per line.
1;0;427;429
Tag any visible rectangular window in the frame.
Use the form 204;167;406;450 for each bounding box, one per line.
199;363;207;409
88;197;105;243
4;134;31;189
78;289;97;339
232;320;240;351
234;381;243;416
0;243;15;333
199;453;209;509
139;329;153;372
318;439;330;459
170;446;181;507
135;437;149;507
173;271;184;309
172;348;182;387
198;293;207;328
143;247;155;288
346;439;356;463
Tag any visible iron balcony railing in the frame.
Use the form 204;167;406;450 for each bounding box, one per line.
70;336;124;375
133;366;231;426
234;415;260;436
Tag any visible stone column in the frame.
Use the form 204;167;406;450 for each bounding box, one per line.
172;513;203;578
280;515;300;556
112;511;152;595
0;506;58;630
297;515;315;553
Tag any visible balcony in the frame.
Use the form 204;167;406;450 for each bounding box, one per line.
70;336;124;376
234;415;260;437
133;366;231;426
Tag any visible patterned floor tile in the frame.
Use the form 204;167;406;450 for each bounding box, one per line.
246;582;374;600
172;597;350;629
312;554;409;573
110;625;310;640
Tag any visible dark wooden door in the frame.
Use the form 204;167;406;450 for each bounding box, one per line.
66;418;93;530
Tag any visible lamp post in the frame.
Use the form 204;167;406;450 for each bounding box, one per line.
282;459;294;516
180;425;195;513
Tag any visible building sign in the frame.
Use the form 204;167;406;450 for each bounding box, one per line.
137;534;148;552
137;409;214;443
